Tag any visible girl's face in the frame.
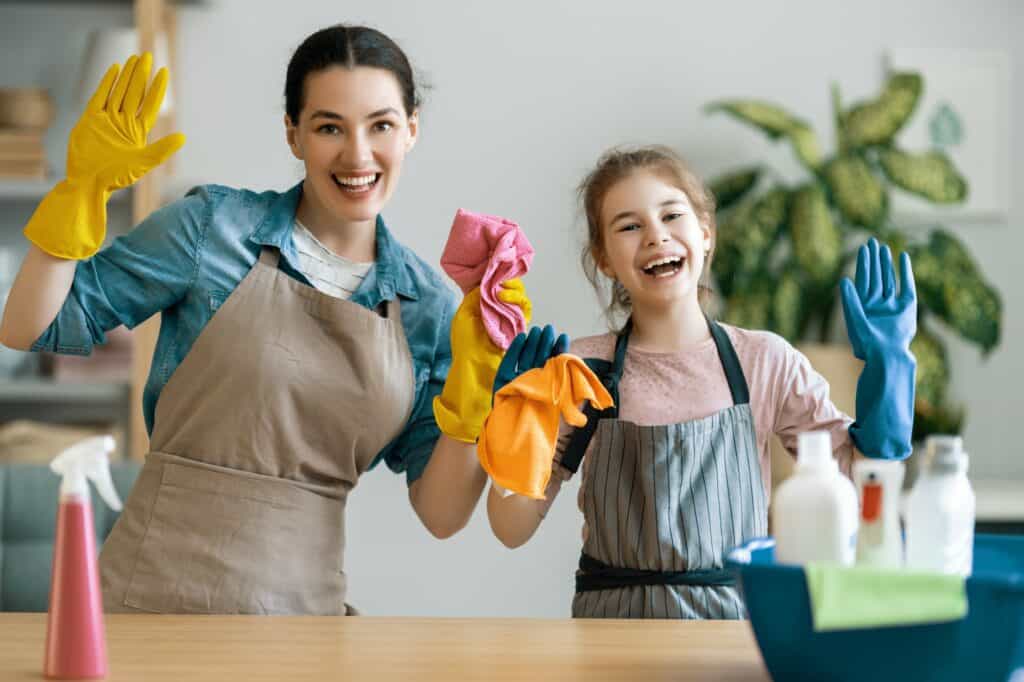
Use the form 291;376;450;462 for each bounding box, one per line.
597;170;711;310
286;66;417;226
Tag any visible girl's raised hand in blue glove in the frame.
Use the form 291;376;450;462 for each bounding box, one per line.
840;238;917;358
840;238;917;460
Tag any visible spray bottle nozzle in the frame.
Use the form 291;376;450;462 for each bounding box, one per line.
49;436;122;511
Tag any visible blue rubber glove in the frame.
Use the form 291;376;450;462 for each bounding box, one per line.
493;325;571;395
840;238;917;460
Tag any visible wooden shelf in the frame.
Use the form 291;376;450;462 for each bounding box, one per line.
0;178;60;200
0;0;192;458
0;379;129;403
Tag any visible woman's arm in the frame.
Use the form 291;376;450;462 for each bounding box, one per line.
2;53;183;352
408;435;487;539
0;246;75;349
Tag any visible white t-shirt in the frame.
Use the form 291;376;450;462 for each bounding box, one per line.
291;220;373;300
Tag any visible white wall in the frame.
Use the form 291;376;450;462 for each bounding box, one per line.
6;0;1019;617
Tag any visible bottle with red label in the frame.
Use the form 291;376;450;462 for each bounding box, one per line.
852;459;905;568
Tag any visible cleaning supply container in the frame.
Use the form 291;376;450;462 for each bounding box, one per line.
726;534;1024;682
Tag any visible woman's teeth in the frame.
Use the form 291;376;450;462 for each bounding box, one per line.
332;173;380;191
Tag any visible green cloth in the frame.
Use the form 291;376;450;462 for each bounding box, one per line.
804;563;967;631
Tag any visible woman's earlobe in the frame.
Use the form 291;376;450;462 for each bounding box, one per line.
406;112;419;152
284;115;303;160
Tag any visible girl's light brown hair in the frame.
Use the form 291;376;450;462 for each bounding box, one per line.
578;145;718;327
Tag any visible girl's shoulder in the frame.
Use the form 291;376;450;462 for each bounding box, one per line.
720;322;796;356
569;332;617;362
719;323;808;378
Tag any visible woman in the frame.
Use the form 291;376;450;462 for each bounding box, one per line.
0;25;535;615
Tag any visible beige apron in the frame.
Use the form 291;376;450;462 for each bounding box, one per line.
100;246;415;614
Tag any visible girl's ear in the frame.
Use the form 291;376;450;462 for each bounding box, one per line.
592;246;614;279
700;220;713;253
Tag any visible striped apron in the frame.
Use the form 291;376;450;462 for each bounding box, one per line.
561;318;768;619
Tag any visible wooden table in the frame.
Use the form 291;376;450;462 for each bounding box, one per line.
0;613;770;681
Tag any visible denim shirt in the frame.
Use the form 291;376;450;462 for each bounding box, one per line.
33;182;458;485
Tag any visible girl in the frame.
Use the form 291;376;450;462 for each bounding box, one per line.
0;25;534;615
486;146;916;619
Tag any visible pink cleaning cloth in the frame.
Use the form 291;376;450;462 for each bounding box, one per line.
441;209;535;349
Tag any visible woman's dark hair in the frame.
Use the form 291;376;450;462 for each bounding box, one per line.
285;24;419;123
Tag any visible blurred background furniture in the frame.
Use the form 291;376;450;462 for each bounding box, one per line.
0;459;139;611
0;0;198;461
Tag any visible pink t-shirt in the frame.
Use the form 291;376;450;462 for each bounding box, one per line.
541;324;855;522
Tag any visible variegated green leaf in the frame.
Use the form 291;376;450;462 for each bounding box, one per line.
789;184;842;284
772;270;804;341
906;243;946;315
930;229;976;273
879;148;968;203
708;167;761;210
942;279;1002;355
789;124;823;170
723;289;773;330
910;325;949;415
841;72;923;147
713;188;789;296
707;100;822;170
919;230;1002;354
824;155;887;227
706;100;806;139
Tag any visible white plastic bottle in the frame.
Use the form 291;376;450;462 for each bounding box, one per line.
905;435;975;576
772;431;859;566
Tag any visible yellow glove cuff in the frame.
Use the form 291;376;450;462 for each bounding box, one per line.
433;394;481;444
23;180;110;260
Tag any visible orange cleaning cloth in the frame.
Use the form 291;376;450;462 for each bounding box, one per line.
477;354;614;499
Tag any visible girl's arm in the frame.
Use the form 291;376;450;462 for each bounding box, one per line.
486;424;574;548
772;341;857;476
486;481;551;548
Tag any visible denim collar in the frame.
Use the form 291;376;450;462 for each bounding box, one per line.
248;181;419;302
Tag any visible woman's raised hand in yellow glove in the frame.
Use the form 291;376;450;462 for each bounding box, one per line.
24;53;186;259
434;279;532;443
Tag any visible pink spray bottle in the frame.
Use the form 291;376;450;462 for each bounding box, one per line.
44;436;122;680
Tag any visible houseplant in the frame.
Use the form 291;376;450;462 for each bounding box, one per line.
704;70;1002;443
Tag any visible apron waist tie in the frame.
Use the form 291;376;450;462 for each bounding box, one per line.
575;552;736;593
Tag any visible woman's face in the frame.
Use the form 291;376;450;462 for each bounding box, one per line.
286;66;418;226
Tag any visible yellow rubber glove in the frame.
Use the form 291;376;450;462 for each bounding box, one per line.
24;53;186;259
434;279;532;443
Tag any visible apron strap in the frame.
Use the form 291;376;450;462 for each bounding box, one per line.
707;318;750;405
559;321;631;475
575;552;736;593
